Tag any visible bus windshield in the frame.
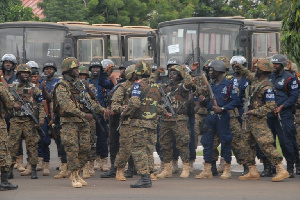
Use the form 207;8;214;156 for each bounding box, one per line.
159;22;242;69
0;27;66;75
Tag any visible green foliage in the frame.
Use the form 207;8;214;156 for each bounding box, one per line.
0;0;38;22
281;0;300;66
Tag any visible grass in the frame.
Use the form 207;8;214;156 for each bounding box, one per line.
196;136;282;156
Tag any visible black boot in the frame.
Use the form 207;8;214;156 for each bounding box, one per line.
31;165;38;179
211;161;218;176
100;157;116;178
241;164;249;176
7;165;14;179
260;160;273;177
130;174;152;188
287;162;295;178
271;164;276;174
0;170;18;190
125;156;135;178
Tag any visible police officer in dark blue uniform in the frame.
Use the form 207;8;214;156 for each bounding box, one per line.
195;60;239;180
268;54;299;178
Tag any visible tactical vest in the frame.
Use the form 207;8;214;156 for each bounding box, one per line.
249;80;273;109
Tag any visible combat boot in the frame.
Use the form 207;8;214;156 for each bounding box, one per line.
189;160;195;174
150;173;157;181
211;161;218;176
241;164;249;176
239;165;260;180
16;155;25;172
70;171;82;188
0;170;18;191
172;159;179;174
124;157;135;178
296;164;300;175
220;163;231;180
101;157;109;172
76;170;87;186
130;174;152;188
217;157;225;173
36;157;43;171
21;164;32;176
8;165;14;179
180;162;190;178
272;163;289;182
156;163;172;178
82;163;90;179
88;160;95;176
154;161;164;175
101;156;115;178
287;162;295;178
260;160;273;177
54;163;69;179
43;162;50;176
94;157;101;170
195;163;213;179
115;167;126;181
31;165;38;179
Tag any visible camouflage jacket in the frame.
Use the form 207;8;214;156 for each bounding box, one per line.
193;75;208;115
110;80;133;114
0;83;14;128
122;78;168;129
53;78;104;123
248;78;275;118
9;82;45;121
162;69;193;121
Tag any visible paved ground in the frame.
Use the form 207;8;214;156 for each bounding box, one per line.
1;141;299;200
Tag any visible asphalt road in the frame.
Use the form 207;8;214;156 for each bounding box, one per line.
1;141;299;200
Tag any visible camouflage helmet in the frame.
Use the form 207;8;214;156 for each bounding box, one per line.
208;60;226;72
168;65;182;73
216;56;230;69
89;58;102;71
204;59;213;67
43;60;57;72
257;59;273;72
1;54;17;64
78;65;89;75
167;57;181;68
230;56;247;66
125;64;136;80
26;61;39;69
271;54;287;67
135;59;151;76
16;64;31;74
61;57;80;74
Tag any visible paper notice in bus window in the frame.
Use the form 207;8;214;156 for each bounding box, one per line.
178;29;184;37
168;44;180;54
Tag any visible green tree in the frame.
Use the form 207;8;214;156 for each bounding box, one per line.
0;0;38;22
38;0;87;22
281;0;300;66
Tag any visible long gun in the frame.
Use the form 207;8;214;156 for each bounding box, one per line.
159;86;177;119
73;80;105;133
201;74;217;107
10;89;46;137
242;85;250;130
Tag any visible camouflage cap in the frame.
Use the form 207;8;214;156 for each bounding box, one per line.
16;64;31;74
216;56;230;69
135;59;151;76
78;65;89;75
125;64;136;80
257;59;273;72
61;57;79;73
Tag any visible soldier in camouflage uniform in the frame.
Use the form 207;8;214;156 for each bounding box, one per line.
8;64;45;180
156;64;194;179
0;83;18;191
238;59;289;182
112;64;136;181
53;57;105;188
120;60;170;188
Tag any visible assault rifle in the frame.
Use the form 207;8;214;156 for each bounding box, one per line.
73;80;105;133
159;86;176;119
10;88;46;137
242;85;250;130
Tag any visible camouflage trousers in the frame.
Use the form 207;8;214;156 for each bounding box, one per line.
88;119;97;161
114;124;132;169
0;118;11;171
242;116;282;166
195;113;206;136
212;117;246;165
130;126;156;175
60;122;90;171
160;120;190;163
9;118;40;165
